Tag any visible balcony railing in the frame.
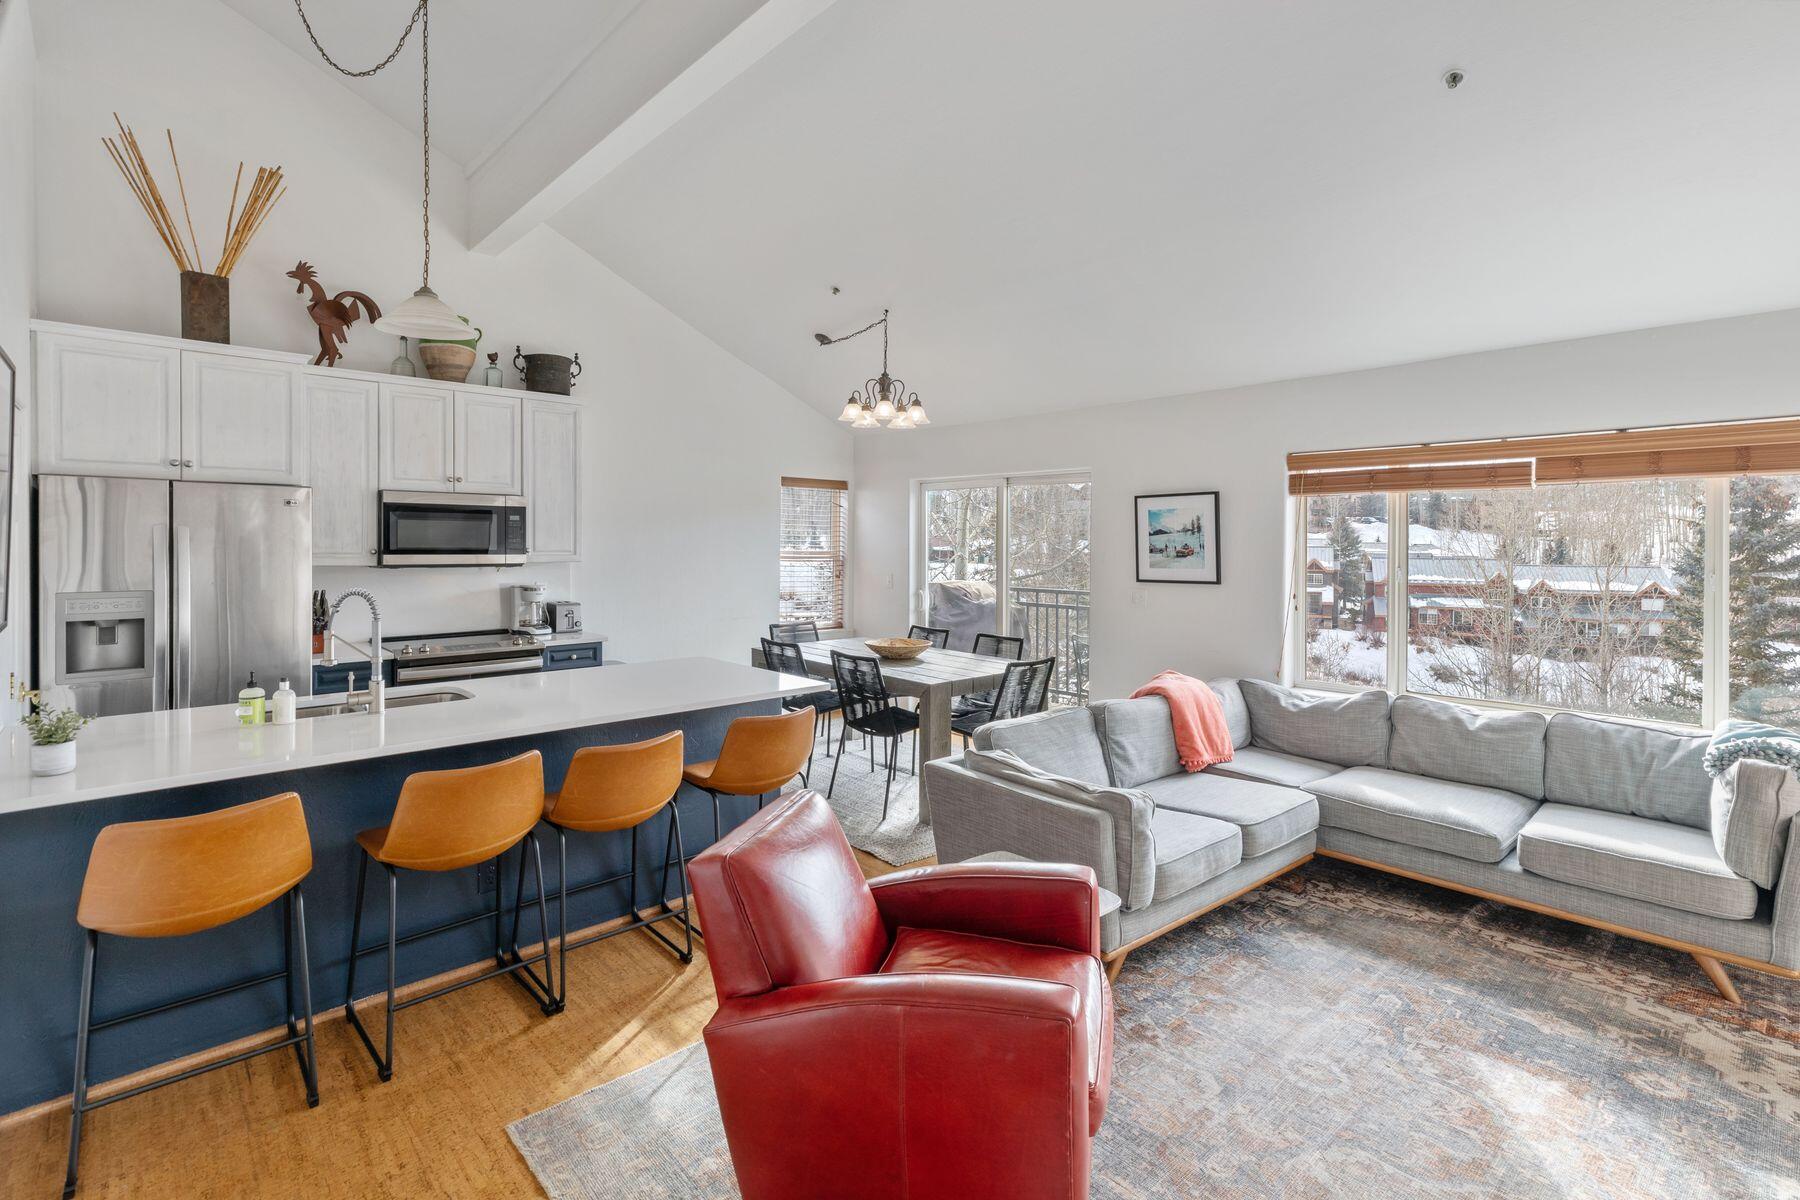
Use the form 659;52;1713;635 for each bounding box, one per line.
1014;585;1090;704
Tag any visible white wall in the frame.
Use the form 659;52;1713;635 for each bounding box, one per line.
31;0;850;663
0;0;35;712
852;307;1800;700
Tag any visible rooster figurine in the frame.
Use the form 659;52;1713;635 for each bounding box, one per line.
287;262;382;367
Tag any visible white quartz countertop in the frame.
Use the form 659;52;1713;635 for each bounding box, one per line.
0;657;823;815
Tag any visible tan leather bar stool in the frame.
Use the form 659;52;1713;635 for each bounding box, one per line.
66;793;317;1199
343;751;556;1081
541;731;692;1007
681;707;818;850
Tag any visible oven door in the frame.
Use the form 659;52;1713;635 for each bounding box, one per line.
378;491;528;566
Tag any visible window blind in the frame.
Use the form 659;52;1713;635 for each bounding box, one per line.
1287;416;1800;495
779;478;848;629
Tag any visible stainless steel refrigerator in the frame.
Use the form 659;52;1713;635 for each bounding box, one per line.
36;476;313;717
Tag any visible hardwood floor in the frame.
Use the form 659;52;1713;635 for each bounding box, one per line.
1;848;917;1199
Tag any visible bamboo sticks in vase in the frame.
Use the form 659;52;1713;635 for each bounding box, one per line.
102;114;286;342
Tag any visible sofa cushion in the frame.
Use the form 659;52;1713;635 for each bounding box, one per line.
1139;773;1318;858
974;706;1111;786
1517;803;1759;921
1091;696;1181;788
1389;695;1547;800
1710;759;1800;890
1240;680;1390;767
1149;809;1242;901
1207;678;1252;750
1208;746;1340;788
1544;713;1712;829
1310;766;1539;864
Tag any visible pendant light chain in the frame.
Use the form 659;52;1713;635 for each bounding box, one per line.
420;0;431;288
293;0;426;77
292;0;433;285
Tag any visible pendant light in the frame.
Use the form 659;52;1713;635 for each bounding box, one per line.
817;309;931;428
295;0;469;340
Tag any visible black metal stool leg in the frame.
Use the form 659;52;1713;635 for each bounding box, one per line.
343;850;369;1015
665;806;694;961
381;865;397;1081
291;887;320;1106
63;929;97;1200
555;826;569;1010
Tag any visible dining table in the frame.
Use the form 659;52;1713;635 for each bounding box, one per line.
751;636;1012;825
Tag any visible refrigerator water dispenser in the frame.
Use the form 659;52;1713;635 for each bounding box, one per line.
58;591;153;683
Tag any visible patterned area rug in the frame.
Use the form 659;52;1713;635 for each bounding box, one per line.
788;727;936;866
509;859;1800;1199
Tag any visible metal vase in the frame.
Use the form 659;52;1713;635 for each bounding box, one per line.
513;347;581;395
179;271;230;343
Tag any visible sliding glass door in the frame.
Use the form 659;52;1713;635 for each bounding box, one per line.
916;473;1091;703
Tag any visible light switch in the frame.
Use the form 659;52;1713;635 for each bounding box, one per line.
885;573;895;589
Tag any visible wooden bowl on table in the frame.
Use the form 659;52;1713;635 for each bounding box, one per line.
865;637;931;661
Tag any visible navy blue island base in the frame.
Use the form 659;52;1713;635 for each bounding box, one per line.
0;698;778;1116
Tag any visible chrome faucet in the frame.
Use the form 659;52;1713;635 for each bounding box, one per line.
323;589;385;713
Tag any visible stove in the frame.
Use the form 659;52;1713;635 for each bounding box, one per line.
384;629;546;685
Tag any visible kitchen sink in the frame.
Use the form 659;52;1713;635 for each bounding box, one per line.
293;690;472;719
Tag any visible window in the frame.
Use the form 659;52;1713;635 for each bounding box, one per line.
1299;493;1387;689
1288;416;1800;728
779;478;848;630
916;473;1091;703
1402;481;1703;724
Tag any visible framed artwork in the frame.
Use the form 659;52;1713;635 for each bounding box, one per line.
1135;491;1220;584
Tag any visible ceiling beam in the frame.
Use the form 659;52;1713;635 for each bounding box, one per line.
468;0;838;256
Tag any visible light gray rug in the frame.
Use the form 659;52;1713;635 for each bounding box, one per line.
789;727;936;866
509;859;1800;1200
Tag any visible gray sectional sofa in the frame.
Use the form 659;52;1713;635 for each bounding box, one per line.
922;679;1800;999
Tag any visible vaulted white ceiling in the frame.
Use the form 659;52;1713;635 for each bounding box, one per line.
545;0;1800;425
230;1;1800;427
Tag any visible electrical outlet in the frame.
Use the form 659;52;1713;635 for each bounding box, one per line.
1131;588;1148;607
476;861;498;894
885;572;895;589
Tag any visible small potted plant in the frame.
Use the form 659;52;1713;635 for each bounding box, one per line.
23;695;91;777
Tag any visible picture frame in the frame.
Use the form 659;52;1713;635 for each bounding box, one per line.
1135;491;1220;584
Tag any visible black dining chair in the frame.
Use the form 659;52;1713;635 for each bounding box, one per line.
827;651;920;821
952;656;1057;744
954;633;1027;718
770;621;821;643
907;624;950;649
761;637;843;778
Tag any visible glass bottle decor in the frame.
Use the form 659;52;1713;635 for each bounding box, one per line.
483;351;504;389
389;336;417;377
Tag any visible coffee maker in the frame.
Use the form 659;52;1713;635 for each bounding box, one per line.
510;583;552;640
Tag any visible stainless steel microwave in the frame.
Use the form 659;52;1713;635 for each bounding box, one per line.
378;491;528;566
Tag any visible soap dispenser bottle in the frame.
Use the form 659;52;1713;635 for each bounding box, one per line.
237;672;266;726
271;678;297;725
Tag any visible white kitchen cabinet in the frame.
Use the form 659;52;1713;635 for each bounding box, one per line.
379;382;457;492
304;373;381;564
181;351;307;484
524;397;582;561
454;391;523;495
34;329;183;478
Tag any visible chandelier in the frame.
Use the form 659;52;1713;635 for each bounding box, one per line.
816;309;930;430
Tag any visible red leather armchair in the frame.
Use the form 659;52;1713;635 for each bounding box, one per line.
688;790;1113;1200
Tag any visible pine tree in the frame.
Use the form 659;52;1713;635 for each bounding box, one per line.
1662;530;1706;712
1328;515;1367;628
1661;477;1800;717
1541;533;1571;565
1728;477;1800;699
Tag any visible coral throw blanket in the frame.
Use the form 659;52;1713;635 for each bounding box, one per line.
1130;670;1234;772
